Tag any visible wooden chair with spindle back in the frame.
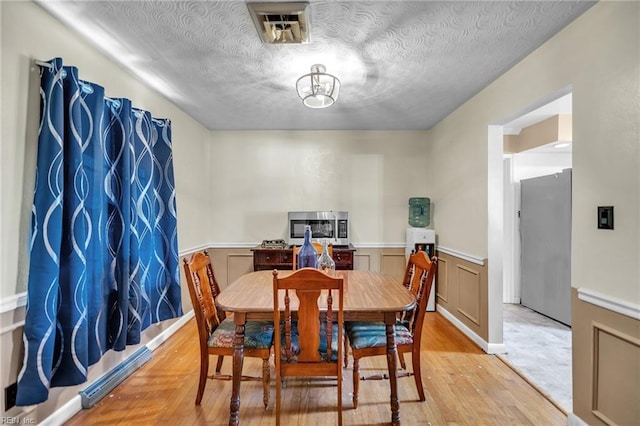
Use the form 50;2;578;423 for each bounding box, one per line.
272;268;344;425
183;251;274;407
343;250;438;408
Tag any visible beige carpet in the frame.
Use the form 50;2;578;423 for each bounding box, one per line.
501;303;572;412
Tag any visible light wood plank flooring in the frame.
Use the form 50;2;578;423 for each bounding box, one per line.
65;313;567;425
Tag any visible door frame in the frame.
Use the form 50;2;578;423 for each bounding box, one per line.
487;87;573;352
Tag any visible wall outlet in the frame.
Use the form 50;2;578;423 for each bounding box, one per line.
5;382;17;410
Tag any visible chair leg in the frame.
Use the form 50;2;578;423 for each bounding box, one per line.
262;358;270;408
352;357;360;409
338;372;343;426
412;348;426;401
399;352;407;370
343;336;349;368
215;355;224;373
275;374;282;426
196;352;209;405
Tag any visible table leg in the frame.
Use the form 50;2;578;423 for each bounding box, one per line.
385;311;400;425
229;312;246;426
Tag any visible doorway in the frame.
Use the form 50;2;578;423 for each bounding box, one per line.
495;92;574;411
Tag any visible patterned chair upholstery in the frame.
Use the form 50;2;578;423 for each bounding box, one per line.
344;251;438;408
183;251;274;407
277;321;341;362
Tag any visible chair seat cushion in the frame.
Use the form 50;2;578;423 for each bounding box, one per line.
279;321;341;362
208;318;274;349
345;321;413;350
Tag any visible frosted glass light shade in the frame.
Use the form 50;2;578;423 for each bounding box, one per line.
296;64;340;108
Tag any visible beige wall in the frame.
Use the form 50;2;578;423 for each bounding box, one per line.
435;252;489;341
2;0;639;423
427;1;639;421
0;1;208;420
1;1;211;299
0;2;429;419
205;130;430;245
429;1;639;301
503;114;572;154
572;289;640;425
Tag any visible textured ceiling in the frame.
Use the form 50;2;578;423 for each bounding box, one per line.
37;1;595;131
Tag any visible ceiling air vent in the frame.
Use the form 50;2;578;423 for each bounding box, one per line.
247;2;310;44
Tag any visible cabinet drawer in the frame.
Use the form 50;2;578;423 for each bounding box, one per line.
333;251;352;267
254;251;282;264
281;252;293;264
253;246;354;271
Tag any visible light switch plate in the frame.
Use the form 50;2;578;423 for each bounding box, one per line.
598;206;614;230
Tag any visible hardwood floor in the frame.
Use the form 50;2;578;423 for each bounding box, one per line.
65;313;567;425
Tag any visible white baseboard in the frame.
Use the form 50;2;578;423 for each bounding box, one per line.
147;310;194;351
486;341;507;354
568;412;588;426
40;395;82;426
38;310;194;425
437;306;506;354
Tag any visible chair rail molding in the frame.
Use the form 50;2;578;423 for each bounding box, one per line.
436;246;485;266
207;242;407;249
208;242;261;249
2;246;204;314
577;287;640;320
353;242;405;249
179;244;211;256
0;292;27;313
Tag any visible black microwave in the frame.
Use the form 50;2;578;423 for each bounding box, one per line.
288;211;349;246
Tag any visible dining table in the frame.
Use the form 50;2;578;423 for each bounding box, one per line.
216;269;416;426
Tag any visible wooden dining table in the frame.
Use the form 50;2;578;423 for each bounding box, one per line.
216;269;416;426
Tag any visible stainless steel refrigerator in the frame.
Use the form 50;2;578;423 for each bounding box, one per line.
520;169;572;326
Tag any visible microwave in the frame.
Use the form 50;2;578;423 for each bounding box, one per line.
288;211;349;246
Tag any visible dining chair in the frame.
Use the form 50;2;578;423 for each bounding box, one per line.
344;250;437;408
272;268;344;425
292;242;332;269
183;251;274;407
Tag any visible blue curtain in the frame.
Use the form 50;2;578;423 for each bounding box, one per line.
16;58;182;405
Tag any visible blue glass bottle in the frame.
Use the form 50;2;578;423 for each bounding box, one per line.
297;225;318;268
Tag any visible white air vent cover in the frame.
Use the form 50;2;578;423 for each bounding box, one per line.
247;2;310;44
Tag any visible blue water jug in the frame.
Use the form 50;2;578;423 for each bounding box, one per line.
408;197;430;228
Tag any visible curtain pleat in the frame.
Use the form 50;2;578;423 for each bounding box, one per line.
17;58;182;405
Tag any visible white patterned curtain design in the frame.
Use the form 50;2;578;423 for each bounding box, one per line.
17;58;182;405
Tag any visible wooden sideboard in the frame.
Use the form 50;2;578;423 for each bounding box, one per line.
251;244;356;271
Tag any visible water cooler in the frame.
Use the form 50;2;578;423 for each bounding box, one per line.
406;228;436;311
406;197;436;311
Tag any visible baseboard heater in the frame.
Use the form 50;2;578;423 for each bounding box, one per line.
79;347;152;408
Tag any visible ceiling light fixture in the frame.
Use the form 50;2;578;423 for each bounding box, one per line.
296;64;341;108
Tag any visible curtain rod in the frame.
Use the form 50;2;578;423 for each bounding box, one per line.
33;58;169;125
34;59;53;69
